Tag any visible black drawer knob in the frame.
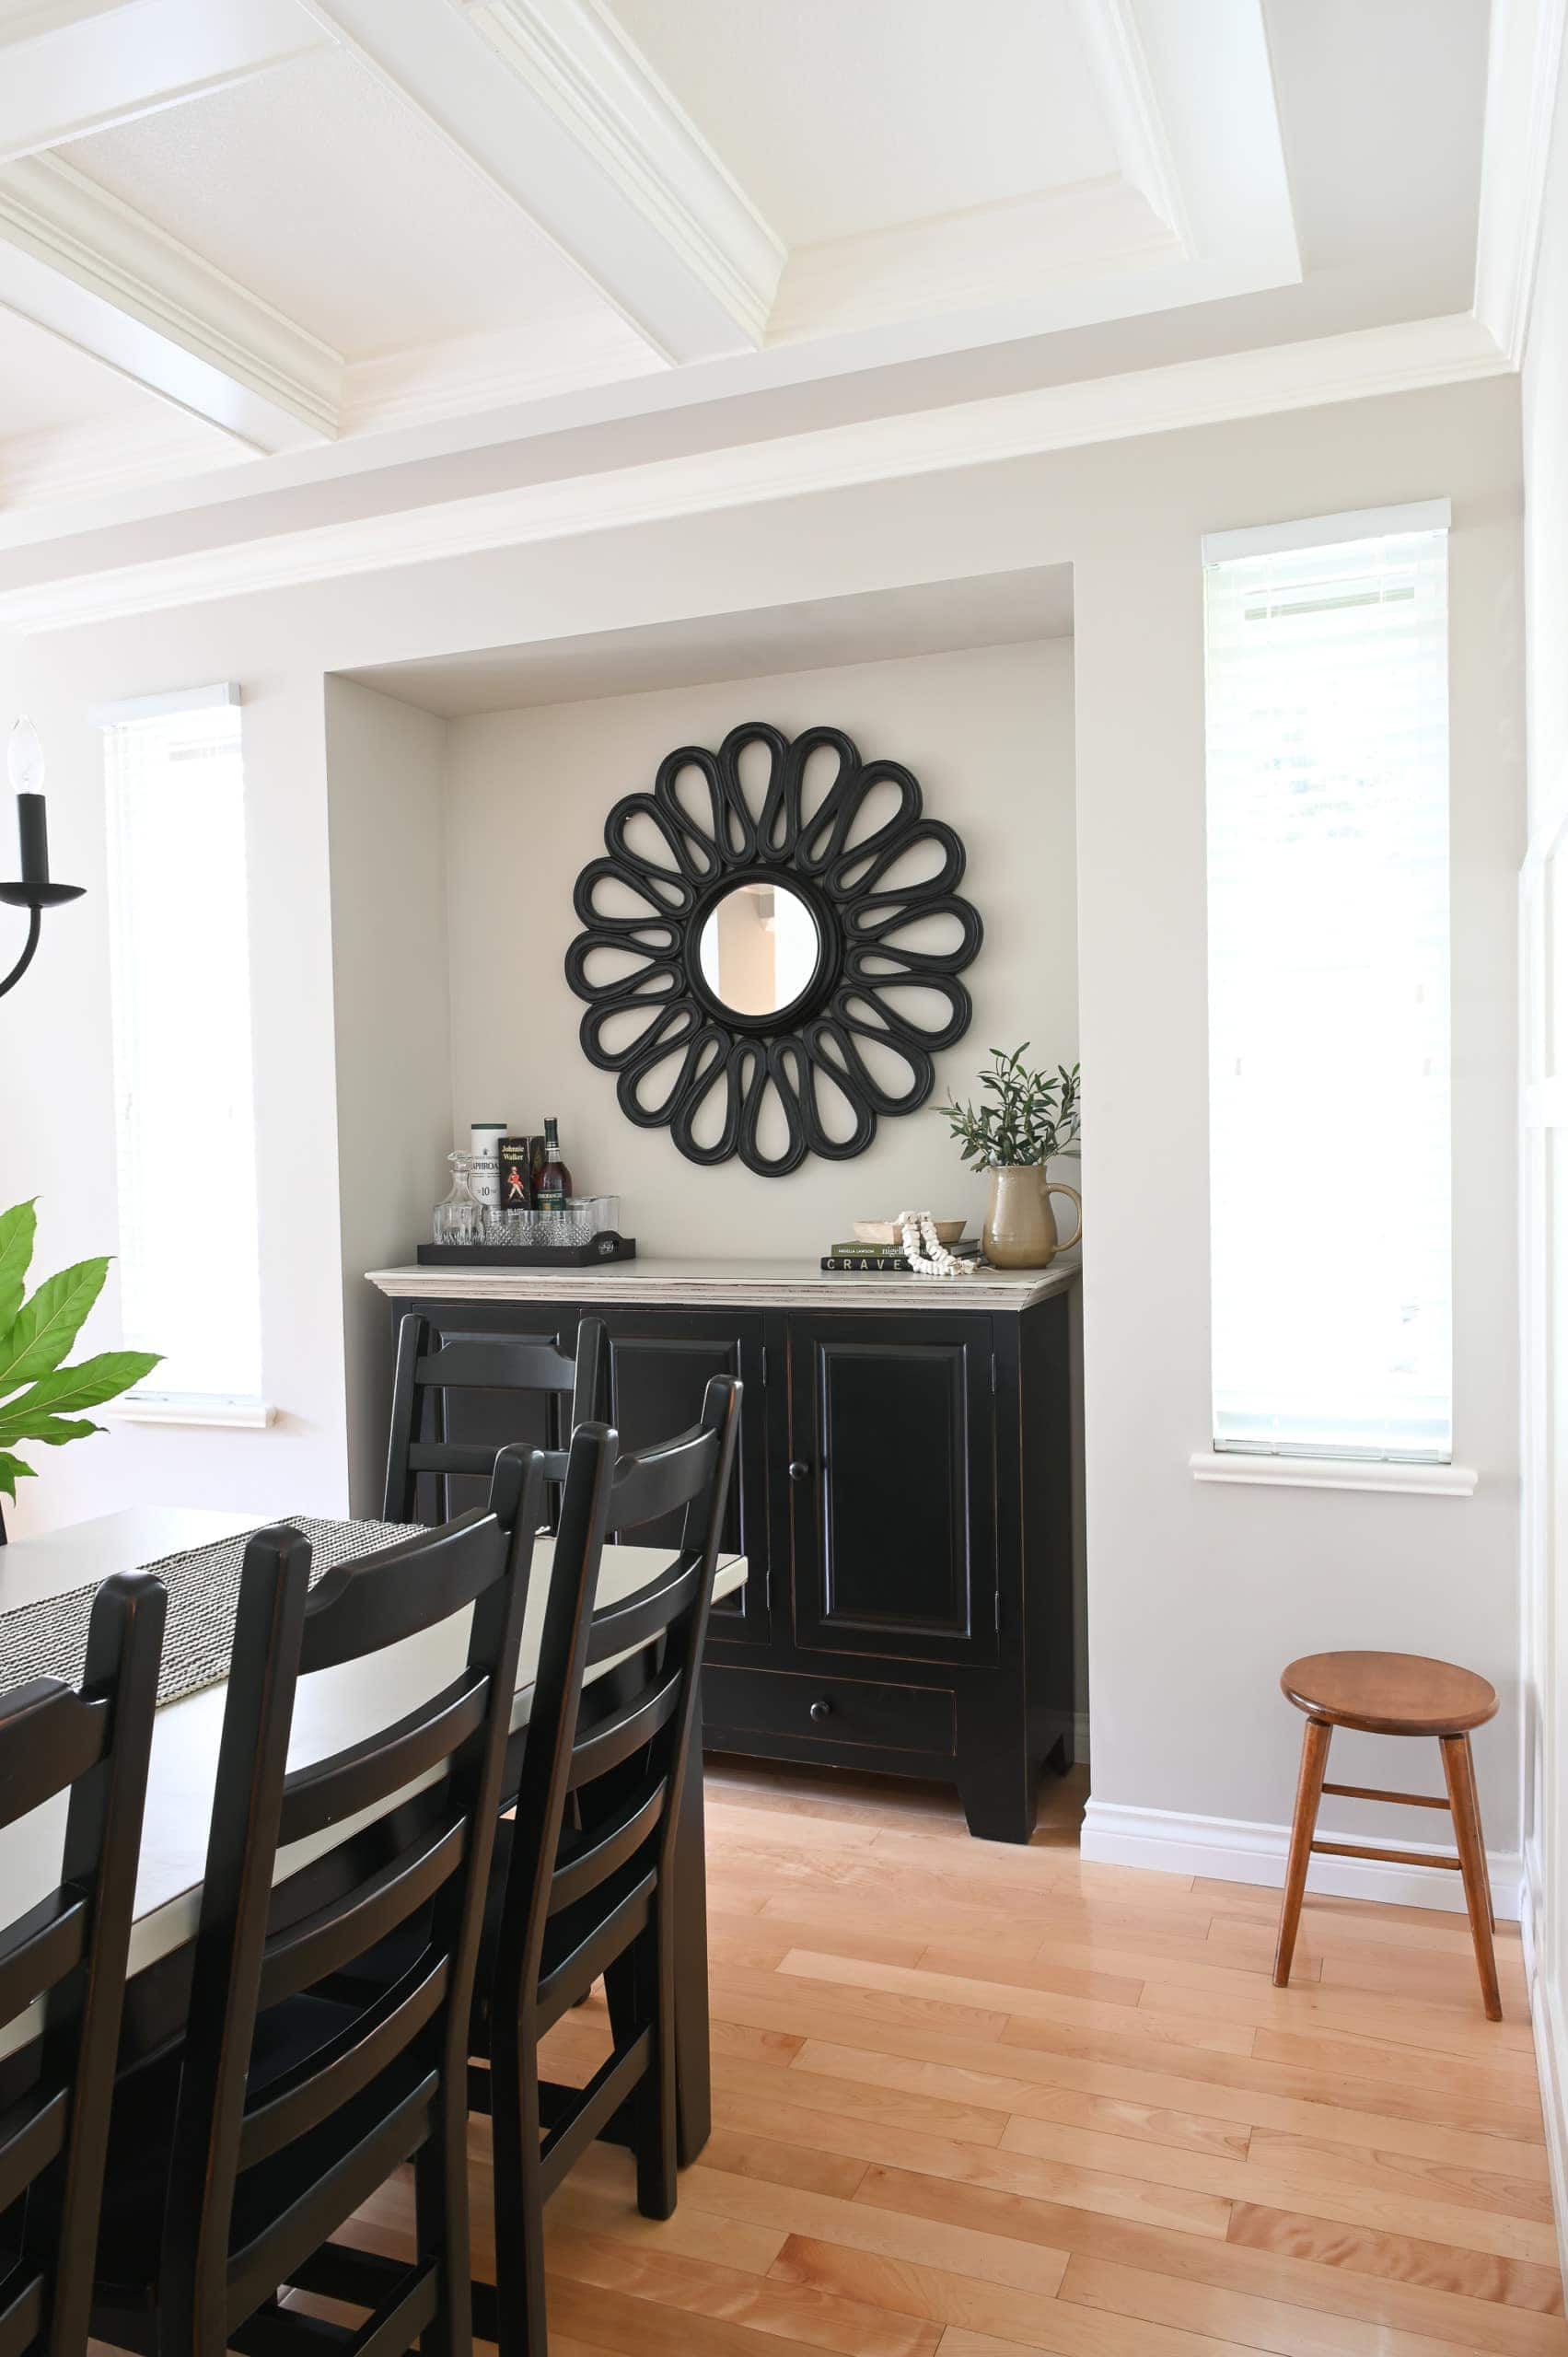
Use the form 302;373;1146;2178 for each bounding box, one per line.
788;1459;811;1482
809;1698;832;1722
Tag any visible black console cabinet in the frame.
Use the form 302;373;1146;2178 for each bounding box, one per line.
376;1273;1075;1841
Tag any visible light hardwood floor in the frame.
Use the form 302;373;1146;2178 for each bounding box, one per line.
362;1757;1564;2356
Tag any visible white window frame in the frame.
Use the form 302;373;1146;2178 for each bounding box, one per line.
1195;499;1474;1497
99;683;272;1427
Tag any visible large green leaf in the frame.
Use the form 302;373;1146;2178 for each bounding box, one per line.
0;1450;35;1504
0;1201;37;1339
0;1349;161;1442
0;1257;109;1399
5;1415;101;1448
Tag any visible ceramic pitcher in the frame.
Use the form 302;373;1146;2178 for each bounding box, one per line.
983;1164;1083;1269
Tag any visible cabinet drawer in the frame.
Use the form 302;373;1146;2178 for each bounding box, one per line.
702;1665;954;1757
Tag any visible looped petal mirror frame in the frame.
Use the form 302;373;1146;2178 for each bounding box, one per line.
563;722;983;1177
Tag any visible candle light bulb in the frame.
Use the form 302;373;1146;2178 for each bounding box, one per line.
6;718;44;796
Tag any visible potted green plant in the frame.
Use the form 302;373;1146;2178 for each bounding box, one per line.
940;1044;1082;1269
0;1199;161;1529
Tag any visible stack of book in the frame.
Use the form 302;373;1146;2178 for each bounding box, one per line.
819;1237;982;1274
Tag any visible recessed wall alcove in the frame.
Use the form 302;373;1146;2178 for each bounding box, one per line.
329;562;1080;1269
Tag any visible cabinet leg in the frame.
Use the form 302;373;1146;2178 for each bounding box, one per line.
956;1747;1038;1843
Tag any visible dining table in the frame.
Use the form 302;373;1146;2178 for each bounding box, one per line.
0;1504;747;2165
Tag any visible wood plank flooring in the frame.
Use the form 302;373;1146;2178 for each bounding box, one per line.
366;1758;1565;2355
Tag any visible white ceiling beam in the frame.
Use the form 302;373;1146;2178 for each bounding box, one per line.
0;155;341;449
297;0;784;364
0;0;333;164
1474;0;1568;366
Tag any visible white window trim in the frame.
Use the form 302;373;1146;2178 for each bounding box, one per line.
1190;1450;1476;1497
1202;496;1452;563
92;682;239;726
105;1391;275;1431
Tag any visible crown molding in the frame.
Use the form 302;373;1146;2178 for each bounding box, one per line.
1475;0;1568;366
466;0;784;348
0;403;244;508
340;314;663;436
298;0;766;366
0;310;1507;636
0;154;342;449
1069;0;1191;250
771;177;1179;346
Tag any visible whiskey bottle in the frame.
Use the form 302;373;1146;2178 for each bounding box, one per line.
538;1118;573;1210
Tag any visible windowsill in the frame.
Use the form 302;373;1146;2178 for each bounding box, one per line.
105;1393;276;1431
1190;1450;1477;1497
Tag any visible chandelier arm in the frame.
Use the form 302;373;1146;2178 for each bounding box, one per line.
0;909;42;1000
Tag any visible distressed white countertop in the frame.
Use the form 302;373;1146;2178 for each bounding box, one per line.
366;1255;1078;1311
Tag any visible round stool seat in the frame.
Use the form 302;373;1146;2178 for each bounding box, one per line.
1281;1651;1498;1738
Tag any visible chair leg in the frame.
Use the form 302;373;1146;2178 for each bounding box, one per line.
489;2028;550;2357
414;2102;471;2357
1441;1734;1502;2021
634;1910;678;2222
1273;1717;1331;1988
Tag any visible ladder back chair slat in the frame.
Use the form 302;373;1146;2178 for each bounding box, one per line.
383;1314;605;1525
0;1571;166;2357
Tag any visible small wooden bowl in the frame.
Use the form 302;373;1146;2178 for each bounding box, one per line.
853;1218;968;1246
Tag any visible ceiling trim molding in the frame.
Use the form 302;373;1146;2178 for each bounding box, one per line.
465;0;784;348
297;0;763;364
0;153;343;449
1474;0;1568;365
1069;0;1191;250
0;0;331;165
0;311;1507;636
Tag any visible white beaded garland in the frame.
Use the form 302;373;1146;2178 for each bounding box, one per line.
895;1209;970;1278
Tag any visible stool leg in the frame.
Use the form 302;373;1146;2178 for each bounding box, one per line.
1440;1734;1501;2021
1273;1717;1331;1988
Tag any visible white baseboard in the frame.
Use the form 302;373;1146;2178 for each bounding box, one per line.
1080;1797;1523;1920
1519;1846;1568;2279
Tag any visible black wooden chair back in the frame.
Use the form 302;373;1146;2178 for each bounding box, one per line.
125;1447;544;2357
473;1376;740;2351
383;1314;605;1523
0;1571;165;2357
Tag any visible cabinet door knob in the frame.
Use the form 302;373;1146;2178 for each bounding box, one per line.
788;1459;811;1482
809;1698;832;1722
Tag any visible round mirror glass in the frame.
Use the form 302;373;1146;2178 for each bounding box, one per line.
697;879;820;1018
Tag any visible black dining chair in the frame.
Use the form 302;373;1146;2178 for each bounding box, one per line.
469;1375;741;2357
0;1570;166;2357
89;1445;545;2357
383;1315;606;1524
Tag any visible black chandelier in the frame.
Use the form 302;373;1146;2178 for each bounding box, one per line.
1;719;84;999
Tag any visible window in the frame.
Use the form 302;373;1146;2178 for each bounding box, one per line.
1203;501;1451;1463
101;687;264;1413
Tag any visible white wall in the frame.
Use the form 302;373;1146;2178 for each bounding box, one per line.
1518;47;1568;2257
324;677;453;1515
0;374;1524;1905
441;639;1078;1258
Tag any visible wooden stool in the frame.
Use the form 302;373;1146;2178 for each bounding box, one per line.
1273;1651;1501;2019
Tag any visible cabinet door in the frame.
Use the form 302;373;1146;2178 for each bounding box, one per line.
786;1312;996;1666
600;1311;771;1643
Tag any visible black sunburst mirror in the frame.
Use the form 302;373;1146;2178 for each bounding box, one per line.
563;722;982;1177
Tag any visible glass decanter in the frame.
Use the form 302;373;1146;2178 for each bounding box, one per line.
433;1152;482;1246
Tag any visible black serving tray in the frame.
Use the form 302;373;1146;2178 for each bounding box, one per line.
416;1231;636;1269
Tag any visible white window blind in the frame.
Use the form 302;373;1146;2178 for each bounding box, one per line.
1203;508;1452;1462
102;691;263;1406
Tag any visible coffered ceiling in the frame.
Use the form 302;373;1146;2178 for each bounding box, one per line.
0;0;1523;562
